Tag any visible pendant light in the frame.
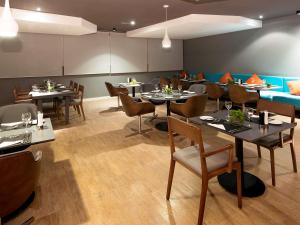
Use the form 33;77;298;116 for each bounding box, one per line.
162;5;171;49
0;0;19;38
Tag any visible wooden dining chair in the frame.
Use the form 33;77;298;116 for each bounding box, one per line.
254;99;297;186
13;87;32;104
73;82;79;93
166;117;242;225
171;77;181;90
206;83;225;111
69;80;74;89
170;94;208;123
228;85;259;112
160;77;171;89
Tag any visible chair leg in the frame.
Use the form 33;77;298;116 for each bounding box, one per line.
216;98;220;111
80;104;86;120
117;96;120;108
257;145;262;158
76;105;81;116
198;180;208;225
242;104;246;112
236;164;242;209
290;142;298;173
186;118;190;123
166;159;176;200
270;150;276;186
138;115;142;134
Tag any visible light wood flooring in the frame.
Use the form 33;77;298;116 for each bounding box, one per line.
5;98;300;225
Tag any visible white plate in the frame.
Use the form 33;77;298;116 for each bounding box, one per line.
200;116;214;121
269;120;283;125
251;115;259;119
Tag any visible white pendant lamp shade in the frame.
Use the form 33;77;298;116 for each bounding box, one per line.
0;0;19;38
162;29;171;48
162;5;171;49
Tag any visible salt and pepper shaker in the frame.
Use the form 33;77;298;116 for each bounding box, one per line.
37;111;44;129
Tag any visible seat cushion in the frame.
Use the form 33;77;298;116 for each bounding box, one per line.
219;72;233;84
253;133;291;149
246;74;264;85
173;143;236;176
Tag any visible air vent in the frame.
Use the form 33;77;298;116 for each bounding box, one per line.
180;0;227;4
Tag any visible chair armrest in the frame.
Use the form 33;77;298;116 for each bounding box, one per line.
34;151;43;162
204;144;234;173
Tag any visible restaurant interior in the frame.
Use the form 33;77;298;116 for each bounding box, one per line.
0;0;299;224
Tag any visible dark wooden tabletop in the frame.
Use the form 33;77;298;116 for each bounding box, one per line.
190;110;296;143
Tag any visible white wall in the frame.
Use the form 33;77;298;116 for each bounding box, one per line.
0;32;183;78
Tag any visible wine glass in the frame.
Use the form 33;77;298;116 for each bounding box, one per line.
246;108;254;127
178;84;182;93
154;84;159;92
225;101;232;120
22;112;31;130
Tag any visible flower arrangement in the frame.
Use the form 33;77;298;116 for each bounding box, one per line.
229;109;245;125
163;85;173;95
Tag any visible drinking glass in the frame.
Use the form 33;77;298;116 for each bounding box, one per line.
246;108;254;127
22;112;32;129
178;84;182;93
154;84;159;92
225;101;232;120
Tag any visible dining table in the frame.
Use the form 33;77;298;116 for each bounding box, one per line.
0;118;55;155
190;110;296;197
29;85;76;124
141;90;198;131
119;82;143;97
215;82;282;97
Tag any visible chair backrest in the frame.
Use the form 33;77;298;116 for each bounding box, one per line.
119;93;139;117
167;117;208;174
171;77;181;90
160;77;171;88
105;82;116;97
182;94;208;118
73;82;79;93
188;84;207;94
206;83;224;99
140;83;155;93
0;103;37;123
0;151;41;217
257;99;296;137
78;85;85;102
228;85;248;104
69;80;74;89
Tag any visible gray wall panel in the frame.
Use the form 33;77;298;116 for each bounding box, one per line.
184;15;300;77
0;71;177;106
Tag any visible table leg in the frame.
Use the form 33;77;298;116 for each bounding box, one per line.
65;96;70;124
217;137;265;197
155;100;171;132
37;99;43;112
132;87;136;97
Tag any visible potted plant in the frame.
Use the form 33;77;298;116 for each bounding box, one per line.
163;85;173;95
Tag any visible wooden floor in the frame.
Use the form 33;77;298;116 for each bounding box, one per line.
6;98;300;225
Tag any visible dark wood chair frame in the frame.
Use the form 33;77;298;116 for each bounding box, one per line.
166;117;242;225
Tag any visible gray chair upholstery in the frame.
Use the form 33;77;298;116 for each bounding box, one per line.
188;84;207;94
173;144;237;175
0;103;37;123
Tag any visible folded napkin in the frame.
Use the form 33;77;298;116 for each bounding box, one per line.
208;123;225;130
142;95;152;98
0;140;22;148
183;91;196;94
1;121;23;127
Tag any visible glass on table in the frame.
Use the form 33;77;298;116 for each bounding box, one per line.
21;112;32;130
224;101;232;121
246;108;254;127
178;84;182;93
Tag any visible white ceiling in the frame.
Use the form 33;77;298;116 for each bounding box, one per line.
0;7;97;36
126;14;262;40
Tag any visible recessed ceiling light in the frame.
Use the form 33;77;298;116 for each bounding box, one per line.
36;7;41;11
259;15;264;19
163;5;169;8
297;10;300;15
130;20;136;26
